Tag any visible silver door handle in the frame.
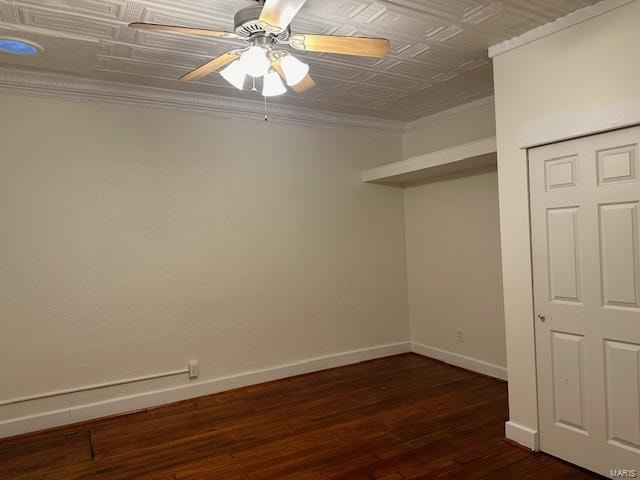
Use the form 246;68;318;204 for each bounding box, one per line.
537;314;546;322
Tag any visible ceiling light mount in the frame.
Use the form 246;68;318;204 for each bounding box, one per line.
249;34;275;48
233;6;290;42
0;38;41;56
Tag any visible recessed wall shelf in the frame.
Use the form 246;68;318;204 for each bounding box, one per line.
362;136;497;187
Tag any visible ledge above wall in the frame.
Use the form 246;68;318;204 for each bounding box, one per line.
362;136;497;187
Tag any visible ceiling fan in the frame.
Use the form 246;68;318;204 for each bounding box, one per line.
129;0;390;97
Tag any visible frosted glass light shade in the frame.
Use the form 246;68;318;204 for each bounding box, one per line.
239;46;270;78
220;60;246;90
280;54;309;86
262;69;286;97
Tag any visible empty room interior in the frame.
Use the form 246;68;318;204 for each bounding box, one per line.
1;0;639;478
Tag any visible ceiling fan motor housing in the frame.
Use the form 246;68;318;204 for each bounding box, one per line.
234;6;290;43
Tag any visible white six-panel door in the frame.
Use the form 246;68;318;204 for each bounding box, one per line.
530;126;640;476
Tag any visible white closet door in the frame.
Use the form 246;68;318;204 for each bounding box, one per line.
530;126;640;476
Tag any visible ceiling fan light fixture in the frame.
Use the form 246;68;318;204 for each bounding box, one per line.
262;69;286;97
220;60;247;90
280;54;309;86
128;0;391;96
239;46;270;78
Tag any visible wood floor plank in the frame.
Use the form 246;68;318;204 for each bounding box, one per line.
0;354;600;479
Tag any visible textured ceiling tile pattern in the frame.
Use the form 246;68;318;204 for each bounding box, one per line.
0;0;598;121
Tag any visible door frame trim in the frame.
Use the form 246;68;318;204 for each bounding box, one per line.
506;420;539;450
519;95;640;149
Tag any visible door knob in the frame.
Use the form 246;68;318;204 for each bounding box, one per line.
537;314;546;322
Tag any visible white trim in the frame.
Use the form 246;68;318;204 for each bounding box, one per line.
0;341;410;439
410;342;508;381
518;95;640;148
407;96;494;131
362;136;496;185
488;0;635;58
0;67;406;135
505;421;540;451
0;368;189;407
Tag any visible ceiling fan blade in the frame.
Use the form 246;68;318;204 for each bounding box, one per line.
259;0;307;32
180;50;242;82
290;34;390;58
129;22;238;39
271;54;315;93
271;58;287;79
291;74;315;93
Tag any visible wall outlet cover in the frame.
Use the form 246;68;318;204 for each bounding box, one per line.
188;360;199;379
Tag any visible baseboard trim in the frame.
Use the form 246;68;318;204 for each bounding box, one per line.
410;342;508;381
505;421;539;451
0;341;411;439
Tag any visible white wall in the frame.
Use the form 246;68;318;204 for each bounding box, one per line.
0;77;509;437
493;0;640;441
403;98;496;159
0;94;409;426
405;168;505;367
402;100;506;369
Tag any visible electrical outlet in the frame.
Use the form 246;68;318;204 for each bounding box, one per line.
188;360;199;379
457;329;464;343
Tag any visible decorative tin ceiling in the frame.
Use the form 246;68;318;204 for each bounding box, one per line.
0;0;599;121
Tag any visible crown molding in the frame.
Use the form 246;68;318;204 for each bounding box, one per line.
488;0;635;58
407;96;494;131
0;67;407;135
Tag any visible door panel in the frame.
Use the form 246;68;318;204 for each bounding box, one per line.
599;202;640;309
597;144;638;185
547;207;582;303
546;156;578;190
530;126;640;475
604;340;640;452
551;331;586;432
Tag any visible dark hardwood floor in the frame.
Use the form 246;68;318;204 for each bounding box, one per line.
0;353;599;479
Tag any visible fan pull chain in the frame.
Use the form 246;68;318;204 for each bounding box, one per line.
264;95;268;122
